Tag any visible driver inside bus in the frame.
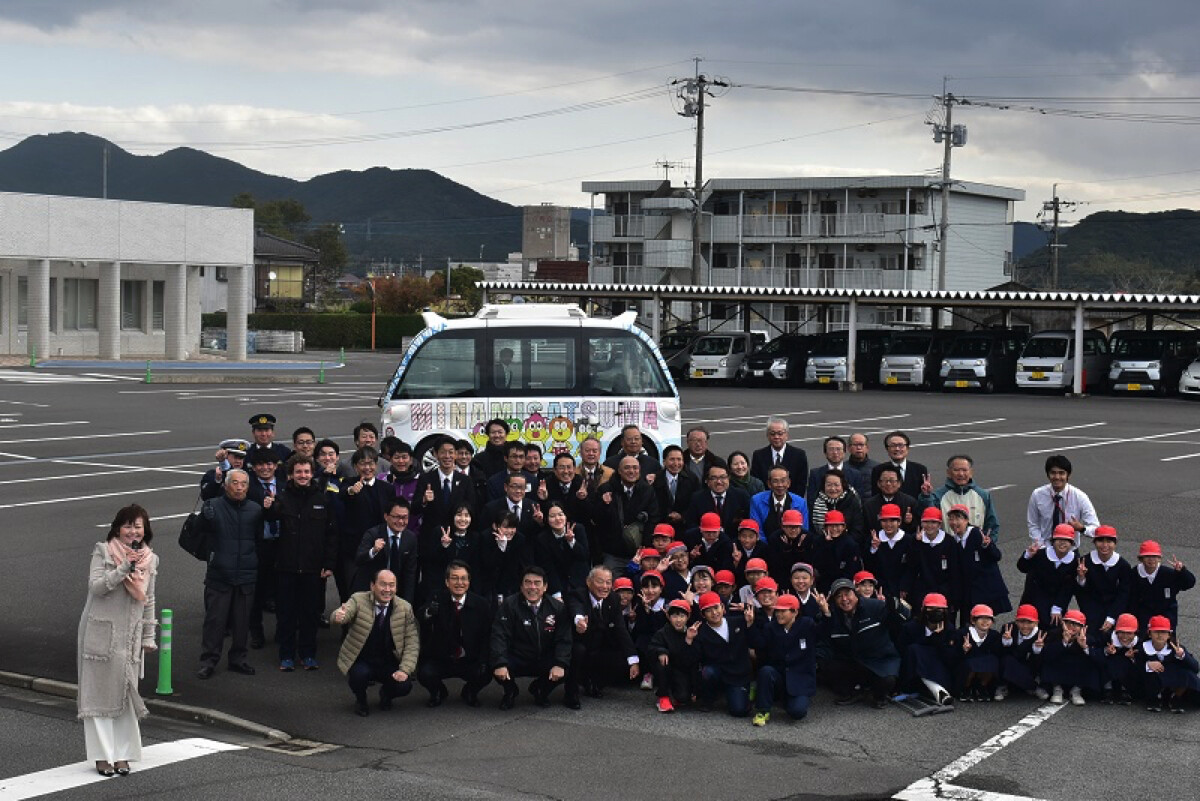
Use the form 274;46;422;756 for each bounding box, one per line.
495;347;516;390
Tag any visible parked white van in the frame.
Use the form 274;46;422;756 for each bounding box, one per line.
1015;330;1111;392
688;331;768;383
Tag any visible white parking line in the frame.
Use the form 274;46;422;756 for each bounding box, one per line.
894;703;1065;801
0;462;208;486
0;420;88;430
1024;427;1200;455
0;737;244;800
1160;451;1200;462
914;422;1108;450
0;430;170;446
0;483;196;509
95;511;193;527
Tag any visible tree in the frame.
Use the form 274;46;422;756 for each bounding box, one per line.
358;274;435;314
427;264;485;313
303;223;349;302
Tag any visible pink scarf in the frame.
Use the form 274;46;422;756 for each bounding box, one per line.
106;540;151;602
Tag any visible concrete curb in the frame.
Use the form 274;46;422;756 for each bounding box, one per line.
145;375;321;384
0;670;291;742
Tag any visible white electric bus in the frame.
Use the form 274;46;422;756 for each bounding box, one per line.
379;304;682;468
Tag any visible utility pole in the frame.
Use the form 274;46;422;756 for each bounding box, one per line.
673;60;728;321
930;85;968;293
102;143;109;199
1040;185;1075;290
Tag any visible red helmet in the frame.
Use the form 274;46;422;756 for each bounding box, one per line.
921;507;943;522
969;604;994;620
1062;609;1087;626
1015;604;1039;622
1093;525;1117;540
947;504;970;518
653;523;675;538
824;510;846;525
738;519;760;533
639;570;663;584
1114;613;1139;633
667;599;692;615
1138;540;1163;558
1050;524;1077;543
699;512;722;532
773;594;800;611
697;591;723;611
781;509;804;526
613;577;634;591
754;576;779;594
713;570;736;586
745;558;769;573
1148;615;1172;632
922;593;948;609
853;570;877;585
879;503;901;520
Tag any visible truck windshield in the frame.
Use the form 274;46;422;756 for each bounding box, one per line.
693;337;733;356
1022;338;1069;358
887;336;932;356
948;337;991;357
1113;337;1165;359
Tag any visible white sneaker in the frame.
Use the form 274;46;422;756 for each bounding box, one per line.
1034;687;1049;701
993;685;1008;701
640;673;654;691
1050;686;1065;705
1069;687;1085;706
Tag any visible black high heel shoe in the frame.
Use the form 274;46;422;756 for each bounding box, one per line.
95;761;116;777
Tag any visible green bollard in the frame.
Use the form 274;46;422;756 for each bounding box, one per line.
144;360;153;384
155;609;173;695
29;345;36;367
318;361;325;384
339;346;345;365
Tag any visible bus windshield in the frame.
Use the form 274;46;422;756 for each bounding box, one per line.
391;327;674;400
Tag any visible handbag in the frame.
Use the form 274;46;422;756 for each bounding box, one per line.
178;492;210;561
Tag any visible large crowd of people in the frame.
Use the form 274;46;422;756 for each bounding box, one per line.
106;413;1197;738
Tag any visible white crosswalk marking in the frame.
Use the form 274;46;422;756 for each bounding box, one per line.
0;371;115;384
0;737;245;800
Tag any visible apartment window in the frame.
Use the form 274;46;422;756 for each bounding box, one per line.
63;278;99;330
152;281;165;330
214;266;228;282
121;280;145;330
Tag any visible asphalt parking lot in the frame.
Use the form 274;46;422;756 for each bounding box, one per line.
1;351;1197;801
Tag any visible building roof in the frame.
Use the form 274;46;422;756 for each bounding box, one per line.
583;176;1024;202
478;281;1199;312
255;230;319;262
532;260;588;283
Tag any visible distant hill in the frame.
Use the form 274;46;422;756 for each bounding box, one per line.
0;132;590;267
1015;209;1200;293
1012;221;1047;262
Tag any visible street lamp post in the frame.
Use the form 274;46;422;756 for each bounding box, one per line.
365;273;376;351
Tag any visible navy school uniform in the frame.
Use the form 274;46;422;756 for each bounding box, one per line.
766;529;818;588
1093;633;1142;695
663;569;690;603
647;622;698;703
748;615;820;719
1137;640;1200;696
949;526;1012;622
999;628;1044;692
1075;552;1133;631
1039;629;1101;691
694;616;754;716
810;533;863;595
911;531;957;610
866;531;915;601
1130;564;1196;631
898;617;956;693
954;626;1004;687
1016;548;1078;629
629;600;667;661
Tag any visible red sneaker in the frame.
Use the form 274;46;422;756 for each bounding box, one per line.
656;696;675;713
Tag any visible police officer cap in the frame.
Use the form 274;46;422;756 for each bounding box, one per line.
221;439;250;457
249;413;277;429
245;444;280;465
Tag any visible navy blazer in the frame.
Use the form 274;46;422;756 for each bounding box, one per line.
750;616;819;698
750;444;809;491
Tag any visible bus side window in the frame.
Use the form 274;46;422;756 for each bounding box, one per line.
492;339;523;391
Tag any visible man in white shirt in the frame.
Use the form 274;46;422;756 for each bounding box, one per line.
1025;454;1100;546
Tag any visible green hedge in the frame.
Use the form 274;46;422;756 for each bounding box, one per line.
202;312;425;349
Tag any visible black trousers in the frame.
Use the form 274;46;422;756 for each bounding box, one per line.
822;656;897;701
347;659;413;703
249;539;279;634
275;572;324;661
495;655;565;697
651;659;694;702
417;657;491;697
567;642;631;699
200;582;255;667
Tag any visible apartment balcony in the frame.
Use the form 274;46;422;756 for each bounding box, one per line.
704;213;914;243
710;265;914;291
644;240;692;271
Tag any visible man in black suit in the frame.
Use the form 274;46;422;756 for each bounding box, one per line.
417;560;492;707
487;441;540;501
454;439;489;501
483;473;544;539
244;446;282;649
751;416;808;490
338;445;397;602
412;436;479;538
683;463;751;546
564;566;640;708
354;498;419;603
540;452;588;523
490;566;572;709
806;436;867;507
872;430;929;503
654;445;699;539
862;464;919;536
683;426;727;485
592;455;660;576
470;418;510;479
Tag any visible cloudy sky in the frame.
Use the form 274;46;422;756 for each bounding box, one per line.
0;1;1197;222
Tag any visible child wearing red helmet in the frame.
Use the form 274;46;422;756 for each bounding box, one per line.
647;599;699;713
999;604;1048;700
912;506;958;619
1130;540;1195;632
1097;613;1141;705
1040;609;1100;705
1138;616;1200;713
897;592;957;706
955;604;1005;702
811;509;863;595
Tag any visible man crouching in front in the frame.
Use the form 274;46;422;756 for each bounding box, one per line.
333;569;419;716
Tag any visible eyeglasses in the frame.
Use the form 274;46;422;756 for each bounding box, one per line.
886;442;908;450
294;438;316;446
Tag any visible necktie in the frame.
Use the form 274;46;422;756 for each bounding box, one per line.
1052;494;1064;527
263;483;279;538
775;452;782;466
443;477;452;505
715;494;724;513
669;476;677;500
512;503;520;519
894;463;905;480
375;603;388;629
562;484;570;495
390;535;400;570
626;486;634;499
776;500;784;514
452;599;465;657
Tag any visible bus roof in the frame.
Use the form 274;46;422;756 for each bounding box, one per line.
421;305;638;329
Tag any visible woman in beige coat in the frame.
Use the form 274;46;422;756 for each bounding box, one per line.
77;504;158;777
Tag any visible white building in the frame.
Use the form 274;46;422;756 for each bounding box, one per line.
0;192;254;360
583;176;1023;331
